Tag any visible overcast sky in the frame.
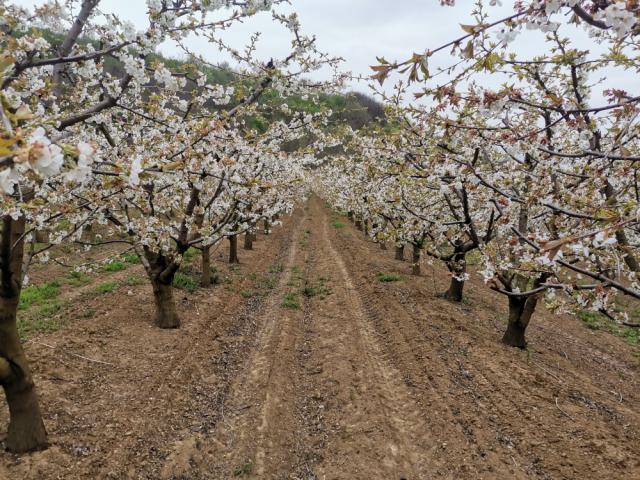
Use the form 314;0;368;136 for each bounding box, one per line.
13;1;633;103
14;1;514;92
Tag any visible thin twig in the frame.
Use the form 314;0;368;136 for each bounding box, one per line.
555;397;574;420
31;341;113;366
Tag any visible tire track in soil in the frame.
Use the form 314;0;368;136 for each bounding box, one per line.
327;207;550;478
402;298;640;479
89;210;304;479
302;199;450;479
202;209;310;478
329;200;640;480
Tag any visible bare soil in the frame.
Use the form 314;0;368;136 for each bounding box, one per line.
1;197;639;479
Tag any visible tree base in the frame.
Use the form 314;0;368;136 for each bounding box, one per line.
152;282;181;329
4;376;48;453
442;278;464;302
501;322;527;349
155;313;180;329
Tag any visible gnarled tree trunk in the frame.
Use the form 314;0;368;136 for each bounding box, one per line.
151;280;180;329
143;249;180;329
502;295;538;348
411;244;421;276
229;235;239;264
1;216;48;453
395;245;405;261
443;253;466;302
34;230;49;244
244;232;254;250
263;219;270;235
200;245;211;287
355;217;362;230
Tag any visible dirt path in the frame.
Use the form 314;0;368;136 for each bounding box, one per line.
1;197;639;479
201;195;451;479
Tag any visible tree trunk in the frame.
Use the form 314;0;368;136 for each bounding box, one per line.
502;295;538;348
355;218;362;230
380;242;387;250
1;216;48;453
363;219;369;236
200;245;211;287
34;230;49;244
229;235;239;264
143;249;180;329
395;245;405;261
263;219;270;235
151;280;180;329
347;211;354;222
444;275;465;302
244;232;253;250
443;255;466;302
411;244;421;276
82;222;96;243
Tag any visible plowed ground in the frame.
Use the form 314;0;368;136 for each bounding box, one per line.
1;197;639;479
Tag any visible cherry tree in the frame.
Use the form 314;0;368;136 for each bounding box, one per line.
0;0;335;453
367;0;640;346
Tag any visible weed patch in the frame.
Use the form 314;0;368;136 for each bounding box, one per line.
577;311;639;346
123;275;145;286
65;271;91;287
19;282;60;310
95;281;118;294
376;272;401;283
173;273;198;292
17;299;65;339
282;292;301;309
234;462;253;477
121;252;141;264
103;260;126;272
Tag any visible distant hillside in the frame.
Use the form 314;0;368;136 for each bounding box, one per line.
36;28;386;133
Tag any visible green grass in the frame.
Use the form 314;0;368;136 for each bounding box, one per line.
95;281;118;294
19;282;60;310
269;264;283;274
65;270;91;287
261;277;277;290
234;462;253;477
241;290;253;298
282;292;301;309
172;273;198;292
376;272;401;283
301;277;332;299
16;281;65;338
123;275;145;286
301;285;332;298
209;267;223;285
103;260;126;272
17;299;65;339
332;220;345;229
577;311;640;346
121;252;141;264
182;247;199;264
